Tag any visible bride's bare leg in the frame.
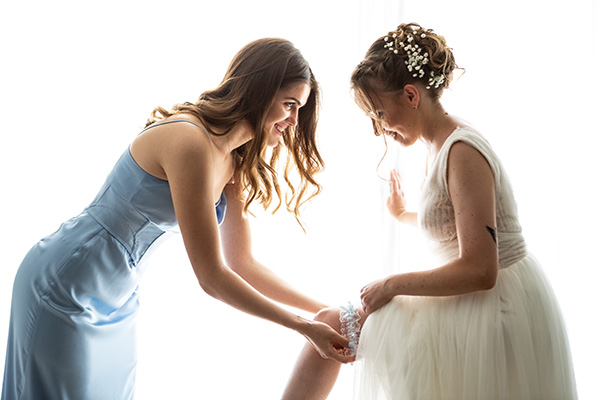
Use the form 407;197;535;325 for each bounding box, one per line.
281;307;344;400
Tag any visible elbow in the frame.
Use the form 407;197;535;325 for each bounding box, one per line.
478;262;498;291
480;272;497;290
462;255;498;291
194;264;227;300
198;279;218;298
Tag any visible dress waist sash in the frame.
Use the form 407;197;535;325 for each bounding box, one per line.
85;185;166;266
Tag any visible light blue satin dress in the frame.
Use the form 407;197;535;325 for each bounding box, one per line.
2;120;226;400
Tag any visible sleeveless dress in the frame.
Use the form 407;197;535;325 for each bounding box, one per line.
354;127;577;399
2;120;226;400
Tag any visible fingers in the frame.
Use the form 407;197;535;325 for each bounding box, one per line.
320;343;356;363
360;299;372;317
389;169;397;193
327;336;356;364
360;283;369;300
314;339;356;364
389;169;402;195
328;352;356;364
332;332;350;349
360;285;382;316
360;293;371;316
309;322;357;363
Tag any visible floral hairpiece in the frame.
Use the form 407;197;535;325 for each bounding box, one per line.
384;30;445;90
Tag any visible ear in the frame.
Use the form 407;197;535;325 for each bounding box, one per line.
403;84;421;109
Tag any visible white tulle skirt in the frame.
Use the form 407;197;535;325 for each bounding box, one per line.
354;254;577;400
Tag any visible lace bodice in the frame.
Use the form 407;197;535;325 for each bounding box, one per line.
418;127;527;268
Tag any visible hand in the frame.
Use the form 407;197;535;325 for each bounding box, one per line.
387;169;407;220
360;277;395;316
302;320;355;364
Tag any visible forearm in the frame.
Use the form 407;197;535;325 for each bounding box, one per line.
384;257;497;297
197;262;354;364
233;260;327;313
198;263;312;331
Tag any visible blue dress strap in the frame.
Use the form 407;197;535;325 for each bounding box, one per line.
141;119;212;142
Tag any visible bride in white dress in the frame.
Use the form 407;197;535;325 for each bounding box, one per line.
281;22;577;400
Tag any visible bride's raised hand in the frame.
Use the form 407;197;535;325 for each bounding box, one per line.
386;169;407;220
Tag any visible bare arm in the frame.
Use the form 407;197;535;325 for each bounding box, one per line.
219;181;327;314
361;142;499;315
153;124;351;362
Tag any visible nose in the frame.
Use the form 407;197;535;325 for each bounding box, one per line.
286;107;299;127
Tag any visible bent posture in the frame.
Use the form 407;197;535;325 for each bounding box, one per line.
2;38;353;400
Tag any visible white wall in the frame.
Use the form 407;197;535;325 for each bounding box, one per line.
0;0;597;398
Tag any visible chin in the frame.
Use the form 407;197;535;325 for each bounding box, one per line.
267;136;283;147
395;135;417;147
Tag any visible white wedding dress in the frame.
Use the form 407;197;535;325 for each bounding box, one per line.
354;127;577;400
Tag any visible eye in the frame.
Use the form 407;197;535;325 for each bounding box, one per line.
284;102;296;109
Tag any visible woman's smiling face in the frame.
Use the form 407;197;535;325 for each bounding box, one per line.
372;90;419;147
264;82;311;147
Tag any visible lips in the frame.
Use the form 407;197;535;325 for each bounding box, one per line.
384;130;399;140
275;124;286;135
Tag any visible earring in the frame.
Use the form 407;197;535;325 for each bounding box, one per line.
413;105;417;110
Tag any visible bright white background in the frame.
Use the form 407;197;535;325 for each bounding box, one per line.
1;0;598;399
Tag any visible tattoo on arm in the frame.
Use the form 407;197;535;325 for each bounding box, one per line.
486;225;498;246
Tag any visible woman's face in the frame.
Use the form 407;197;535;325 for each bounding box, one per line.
264;82;311;147
371;90;419;147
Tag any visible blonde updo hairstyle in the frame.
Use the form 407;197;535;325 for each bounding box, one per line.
351;23;457;132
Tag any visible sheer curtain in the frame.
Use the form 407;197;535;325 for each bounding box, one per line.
0;0;597;399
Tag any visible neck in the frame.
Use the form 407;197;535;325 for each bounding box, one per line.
420;106;454;155
211;120;254;156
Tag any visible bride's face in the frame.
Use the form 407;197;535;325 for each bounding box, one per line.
372;90;420;147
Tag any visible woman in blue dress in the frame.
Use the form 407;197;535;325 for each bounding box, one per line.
1;38;354;400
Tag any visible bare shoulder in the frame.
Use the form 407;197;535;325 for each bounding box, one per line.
446;139;495;201
130;118;213;180
447;140;492;177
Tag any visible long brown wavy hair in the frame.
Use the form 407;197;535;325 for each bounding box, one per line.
146;38;324;227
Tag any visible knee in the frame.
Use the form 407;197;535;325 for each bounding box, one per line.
314;306;342;331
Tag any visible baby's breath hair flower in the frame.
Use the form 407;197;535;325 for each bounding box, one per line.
384;27;446;90
427;71;445;90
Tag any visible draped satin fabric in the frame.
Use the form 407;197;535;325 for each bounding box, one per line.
2;120;226;399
